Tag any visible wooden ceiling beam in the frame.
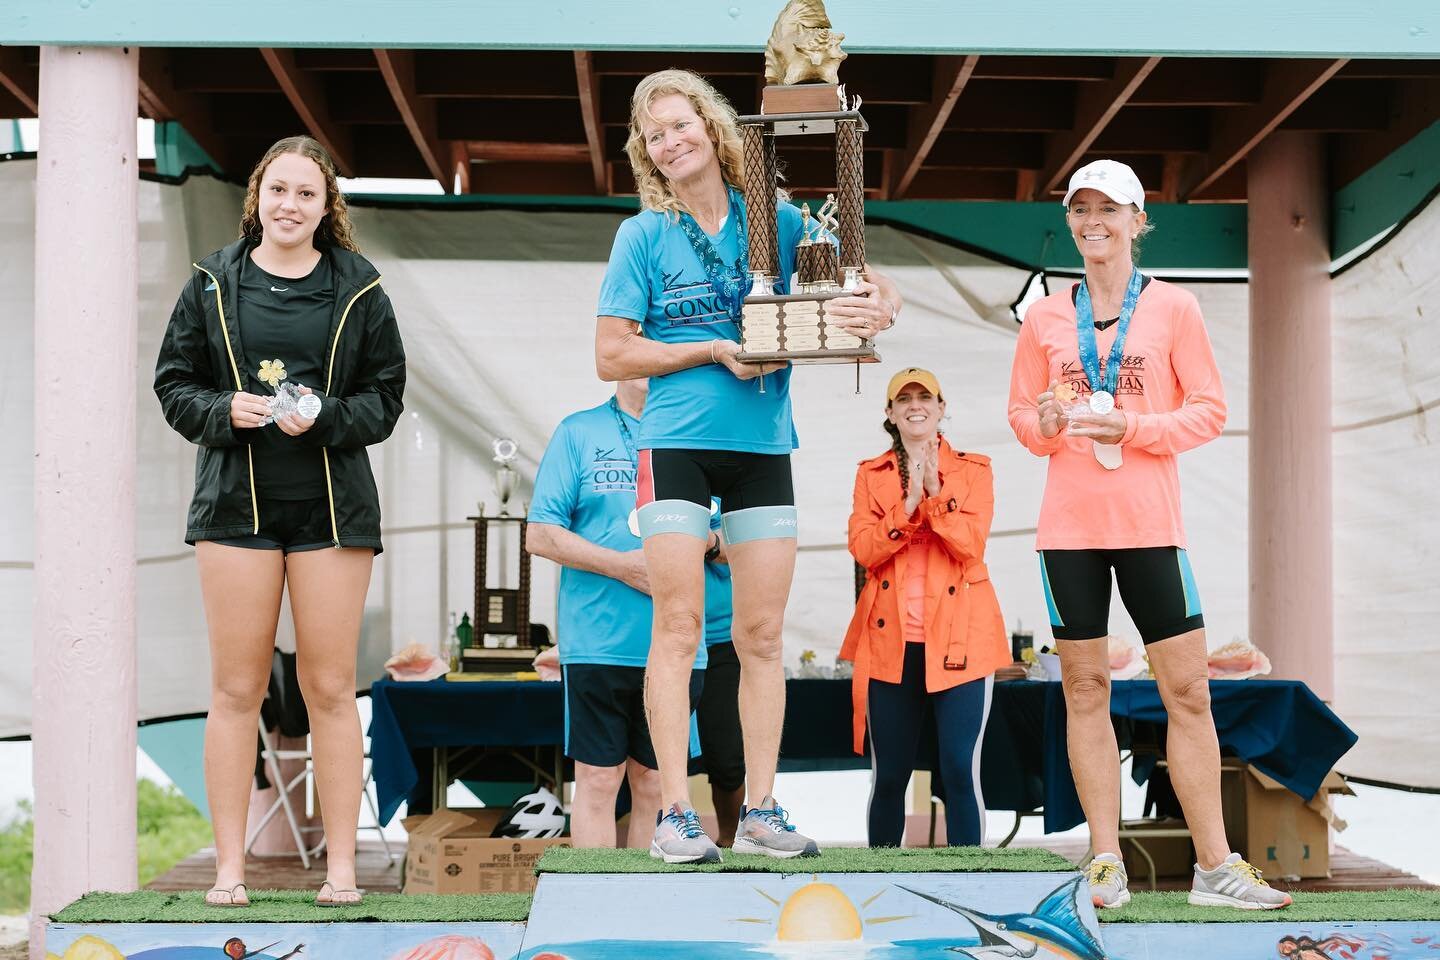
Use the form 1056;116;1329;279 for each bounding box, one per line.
466;140;592;163
1338;60;1440;80
374;49;449;191
970;56;1114;82
573;51;607;194
1330;76;1440;188
0;46;39;115
1032;57;1161;199
945;80;1075;132
416;51;577;98
1178;58;1347;201
469;160;595;195
451;141;470;194
138;48;231;171
591;51;760;76
903;168;1018;200
889;54;979;200
259;47;357;176
1093;108;1210;153
1128;59;1263;107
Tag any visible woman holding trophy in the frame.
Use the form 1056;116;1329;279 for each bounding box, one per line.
594;69;900;863
1006;158;1288;911
154;135;405;906
841;367;1009;848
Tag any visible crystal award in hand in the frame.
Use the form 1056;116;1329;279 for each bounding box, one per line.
261;381;321;425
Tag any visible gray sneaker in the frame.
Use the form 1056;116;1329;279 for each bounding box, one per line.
649;803;721;865
731;796;819;859
1085;852;1131;909
1189;853;1292;909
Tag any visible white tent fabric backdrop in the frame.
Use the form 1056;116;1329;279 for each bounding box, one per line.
1;159;1435;789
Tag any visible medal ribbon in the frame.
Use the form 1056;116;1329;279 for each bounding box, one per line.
676;186;751;323
609;397;638;464
1075;268;1143;398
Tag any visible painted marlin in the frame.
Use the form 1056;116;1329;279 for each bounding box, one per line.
897;876;1108;960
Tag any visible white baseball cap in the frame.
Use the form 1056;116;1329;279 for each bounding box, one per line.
1062;159;1146;211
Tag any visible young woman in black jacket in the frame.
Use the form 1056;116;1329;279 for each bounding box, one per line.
154;135;405;907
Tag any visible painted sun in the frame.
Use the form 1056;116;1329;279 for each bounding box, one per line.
737;877;912;942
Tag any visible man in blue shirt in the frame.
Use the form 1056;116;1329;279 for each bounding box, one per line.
527;377;725;848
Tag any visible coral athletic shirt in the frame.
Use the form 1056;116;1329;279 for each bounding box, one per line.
902;520;935;644
1006;277;1227;551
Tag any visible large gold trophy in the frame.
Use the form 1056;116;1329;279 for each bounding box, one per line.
735;0;877;366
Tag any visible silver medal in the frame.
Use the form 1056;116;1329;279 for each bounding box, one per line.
297;393;322;420
1088;390;1115;415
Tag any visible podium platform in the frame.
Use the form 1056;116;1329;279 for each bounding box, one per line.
46;849;1440;960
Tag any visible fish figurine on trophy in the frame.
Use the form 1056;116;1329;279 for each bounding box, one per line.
734;0;877;367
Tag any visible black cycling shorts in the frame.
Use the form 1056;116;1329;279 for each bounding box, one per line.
562;664;703;769
206;498;335;554
1039;546;1205;645
637;448;795;513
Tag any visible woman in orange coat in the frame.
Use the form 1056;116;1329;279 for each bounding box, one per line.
840;367;1010;847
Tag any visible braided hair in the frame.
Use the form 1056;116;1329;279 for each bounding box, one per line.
882;419;911;496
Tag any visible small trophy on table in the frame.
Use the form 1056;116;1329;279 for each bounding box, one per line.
735;0;877;368
459;437;537;676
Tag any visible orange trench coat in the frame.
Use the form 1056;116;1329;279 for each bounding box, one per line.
839;439;1010;755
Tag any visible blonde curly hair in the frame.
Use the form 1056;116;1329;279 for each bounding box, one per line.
239;135;359;253
625;70;748;219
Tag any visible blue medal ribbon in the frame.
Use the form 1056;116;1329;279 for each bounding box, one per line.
609;397;637;465
1075;268;1143;399
676;186;751;324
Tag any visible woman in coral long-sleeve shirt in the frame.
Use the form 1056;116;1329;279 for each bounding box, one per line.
1007;159;1289;912
841;368;1009;847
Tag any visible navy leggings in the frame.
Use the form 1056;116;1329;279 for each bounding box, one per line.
867;642;993;847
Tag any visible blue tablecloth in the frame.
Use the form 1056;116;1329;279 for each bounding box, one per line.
368;677;1355;832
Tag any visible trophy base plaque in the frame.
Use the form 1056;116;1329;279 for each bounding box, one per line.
736;289;880;364
459;646;538;674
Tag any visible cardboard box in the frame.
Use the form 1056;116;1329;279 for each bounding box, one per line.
403;809;571;894
1221;760;1352;880
1120;818;1195;881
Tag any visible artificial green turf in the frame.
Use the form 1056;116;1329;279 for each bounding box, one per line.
536;845;1075;875
50;890;532;924
1103;889;1440;923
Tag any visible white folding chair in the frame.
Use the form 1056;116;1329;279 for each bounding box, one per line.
246;718;397;868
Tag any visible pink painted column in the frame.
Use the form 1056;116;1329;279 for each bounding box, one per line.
1246;131;1333;700
31;46;140;958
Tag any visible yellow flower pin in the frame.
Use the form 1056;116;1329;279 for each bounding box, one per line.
257;359;287;389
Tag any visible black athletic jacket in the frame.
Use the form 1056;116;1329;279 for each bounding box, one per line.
153;239;406;551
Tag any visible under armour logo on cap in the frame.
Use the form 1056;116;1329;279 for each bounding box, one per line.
1063;158;1144;211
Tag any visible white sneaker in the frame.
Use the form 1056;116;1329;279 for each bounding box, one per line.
1189;853;1292;910
1085;852;1131;909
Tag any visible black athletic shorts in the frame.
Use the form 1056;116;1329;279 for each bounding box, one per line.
637;448;795;512
696;641;745;791
1039;546;1205;645
206;498;335;554
562;664;704;769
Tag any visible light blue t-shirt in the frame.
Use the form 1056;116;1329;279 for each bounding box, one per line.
597;199;808;454
529;399;728;666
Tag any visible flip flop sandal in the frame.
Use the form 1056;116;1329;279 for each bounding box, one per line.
315;881;363;907
204;883;249;908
